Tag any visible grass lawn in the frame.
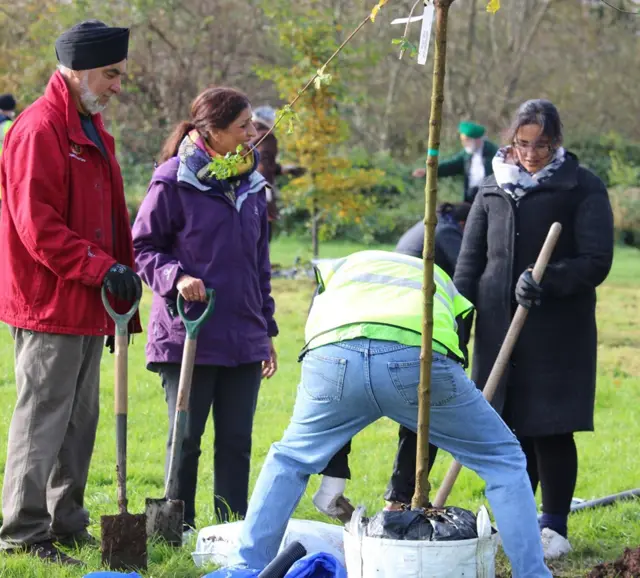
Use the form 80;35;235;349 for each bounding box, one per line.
0;238;638;577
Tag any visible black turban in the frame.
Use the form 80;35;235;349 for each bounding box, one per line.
55;20;130;71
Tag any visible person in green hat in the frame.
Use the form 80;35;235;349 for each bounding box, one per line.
413;120;499;203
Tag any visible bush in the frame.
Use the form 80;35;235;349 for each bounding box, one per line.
609;187;640;247
334;150;464;245
607;144;640;248
566;132;640;187
274;149;466;245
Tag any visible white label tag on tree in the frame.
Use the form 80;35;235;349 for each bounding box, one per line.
390;15;424;25
417;2;435;65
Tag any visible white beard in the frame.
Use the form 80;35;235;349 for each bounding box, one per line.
79;75;107;115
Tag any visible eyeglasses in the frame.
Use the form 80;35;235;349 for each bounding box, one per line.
512;140;553;154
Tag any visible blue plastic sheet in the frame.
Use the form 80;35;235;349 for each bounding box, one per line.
202;553;346;578
285;552;347;578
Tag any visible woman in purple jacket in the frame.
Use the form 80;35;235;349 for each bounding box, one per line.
132;87;279;530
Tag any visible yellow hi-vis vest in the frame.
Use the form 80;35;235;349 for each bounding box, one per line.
0;118;12;156
304;250;474;362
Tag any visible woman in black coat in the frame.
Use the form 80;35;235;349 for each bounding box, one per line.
454;99;614;560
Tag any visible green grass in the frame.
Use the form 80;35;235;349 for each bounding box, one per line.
0;240;638;577
267;235;395;266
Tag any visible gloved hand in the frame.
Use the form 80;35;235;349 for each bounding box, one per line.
312;476;353;520
103;263;143;303
105;334;131;354
515;268;542;309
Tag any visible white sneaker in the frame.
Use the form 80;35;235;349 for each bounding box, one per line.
541;528;572;559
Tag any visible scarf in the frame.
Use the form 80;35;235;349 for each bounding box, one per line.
492;145;566;201
177;130;255;202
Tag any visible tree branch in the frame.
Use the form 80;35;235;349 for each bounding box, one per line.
497;0;555;121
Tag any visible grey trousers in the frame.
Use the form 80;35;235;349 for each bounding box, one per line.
0;328;103;547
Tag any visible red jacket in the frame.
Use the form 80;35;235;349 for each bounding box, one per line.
0;71;141;336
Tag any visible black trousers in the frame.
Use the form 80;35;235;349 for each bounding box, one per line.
322;426;439;505
158;362;262;526
519;433;578;516
502;397;578;517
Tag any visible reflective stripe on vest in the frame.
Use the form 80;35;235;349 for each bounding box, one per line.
347;271;457;327
306;250;473;359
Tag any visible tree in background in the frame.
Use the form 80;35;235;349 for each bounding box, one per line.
257;3;384;258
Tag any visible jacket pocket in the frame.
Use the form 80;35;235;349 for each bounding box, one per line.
31;264;58;314
301;351;347;403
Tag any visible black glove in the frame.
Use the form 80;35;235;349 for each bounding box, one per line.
105;334;132;354
103;263;143;303
515;268;542;309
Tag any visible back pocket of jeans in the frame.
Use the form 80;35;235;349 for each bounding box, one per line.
301;352;347;402
388;360;420;406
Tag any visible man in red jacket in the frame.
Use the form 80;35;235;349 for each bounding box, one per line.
0;20;142;565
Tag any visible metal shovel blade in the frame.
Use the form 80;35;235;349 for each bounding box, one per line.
145;497;185;546
100;512;147;571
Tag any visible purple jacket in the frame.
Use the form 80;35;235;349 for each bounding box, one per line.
132;156;278;368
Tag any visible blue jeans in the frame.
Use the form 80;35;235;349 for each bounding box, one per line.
230;339;552;578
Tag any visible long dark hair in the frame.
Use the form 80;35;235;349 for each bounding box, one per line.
505;99;564;146
158;87;251;163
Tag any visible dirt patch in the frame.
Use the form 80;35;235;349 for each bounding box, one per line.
101;512;148;571
587;546;640;578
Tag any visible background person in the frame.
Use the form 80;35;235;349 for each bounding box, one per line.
413;121;498;203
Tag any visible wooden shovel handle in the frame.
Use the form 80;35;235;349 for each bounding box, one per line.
432;222;562;508
101;286;140;514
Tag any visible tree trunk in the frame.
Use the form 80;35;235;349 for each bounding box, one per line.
412;0;455;511
311;196;320;259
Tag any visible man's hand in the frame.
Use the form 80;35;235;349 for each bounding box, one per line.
515;268;542;309
262;338;278;379
412;167;426;178
103;263;143;303
176;275;208;302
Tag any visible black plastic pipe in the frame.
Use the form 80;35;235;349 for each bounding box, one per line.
257;541;307;578
570;489;640;513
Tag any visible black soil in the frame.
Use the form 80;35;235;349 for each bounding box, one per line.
101;512;148;571
587;547;640;578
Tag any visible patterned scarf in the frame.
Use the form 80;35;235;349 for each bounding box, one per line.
177;130;256;202
492;145;566;201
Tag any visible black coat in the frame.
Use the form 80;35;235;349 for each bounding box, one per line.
453;152;614;437
395;219;464;279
